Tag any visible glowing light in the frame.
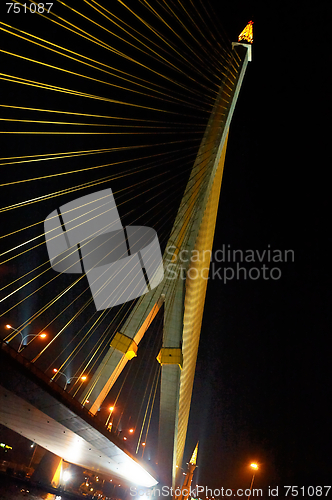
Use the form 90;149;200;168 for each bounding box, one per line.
64;436;84;464
109;406;114;411
142;442;146;446
238;21;254;44
40;333;47;338
0;443;12;450
250;463;258;469
53;368;58;373
129;428;134;433
81;376;87;381
116;460;158;487
189;442;198;465
62;470;71;482
5;324;11;329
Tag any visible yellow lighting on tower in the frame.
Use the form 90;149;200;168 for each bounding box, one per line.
189;442;198;466
238;21;254;44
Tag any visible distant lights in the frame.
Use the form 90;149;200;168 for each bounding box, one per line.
0;443;12;450
250;463;259;469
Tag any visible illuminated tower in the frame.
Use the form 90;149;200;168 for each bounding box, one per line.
175;443;198;500
80;21;253;487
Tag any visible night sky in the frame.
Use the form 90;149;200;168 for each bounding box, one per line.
184;1;331;492
0;0;331;495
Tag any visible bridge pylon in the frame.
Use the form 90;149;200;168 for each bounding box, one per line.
80;37;252;488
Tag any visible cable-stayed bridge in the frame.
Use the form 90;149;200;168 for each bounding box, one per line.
0;2;252;491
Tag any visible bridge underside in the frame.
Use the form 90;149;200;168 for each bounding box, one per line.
0;344;157;488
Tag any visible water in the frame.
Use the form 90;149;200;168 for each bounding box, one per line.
0;475;86;500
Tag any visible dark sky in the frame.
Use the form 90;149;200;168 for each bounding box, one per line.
0;0;331;494
184;0;331;492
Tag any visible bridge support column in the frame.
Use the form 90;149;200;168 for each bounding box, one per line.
156;347;183;486
31;450;63;488
76;42;251;487
80;293;165;414
156;277;185;486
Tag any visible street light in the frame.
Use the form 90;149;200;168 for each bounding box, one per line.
105;406;115;428
248;463;259;500
5;324;47;352
53;369;87;391
96;405;115;428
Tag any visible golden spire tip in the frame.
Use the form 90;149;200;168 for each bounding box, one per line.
238;20;254;44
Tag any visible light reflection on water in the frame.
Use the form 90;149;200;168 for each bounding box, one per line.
0;482;66;500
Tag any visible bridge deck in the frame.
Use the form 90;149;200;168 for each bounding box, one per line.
0;342;158;488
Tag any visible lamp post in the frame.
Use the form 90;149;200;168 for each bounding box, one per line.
53;369;87;391
95;405;115;428
5;324;46;352
248;463;259;500
105;406;115;429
